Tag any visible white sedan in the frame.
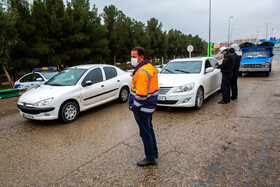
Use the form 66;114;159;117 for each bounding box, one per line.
157;57;221;109
13;71;59;91
17;64;131;123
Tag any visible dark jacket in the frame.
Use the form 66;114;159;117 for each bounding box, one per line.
232;53;241;73
217;52;235;74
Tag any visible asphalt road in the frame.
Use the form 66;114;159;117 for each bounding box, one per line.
1;55;280;186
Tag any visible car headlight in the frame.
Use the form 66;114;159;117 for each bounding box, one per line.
174;82;195;93
33;97;54;107
264;62;269;68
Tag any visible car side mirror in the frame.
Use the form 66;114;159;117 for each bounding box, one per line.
205;67;214;73
271;54;274;57
82;80;92;87
36;78;43;81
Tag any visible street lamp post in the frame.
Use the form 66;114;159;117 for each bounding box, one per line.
231;28;234;44
256;30;259;44
227;16;233;47
207;0;212;57
265;23;269;40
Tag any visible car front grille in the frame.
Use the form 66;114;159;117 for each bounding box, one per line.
157;100;178;105
244;64;262;68
159;87;173;95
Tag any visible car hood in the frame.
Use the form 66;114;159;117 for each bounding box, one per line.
19;85;76;104
158;74;200;87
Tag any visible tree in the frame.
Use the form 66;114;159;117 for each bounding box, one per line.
191;35;207;56
0;1;18;87
146;18;167;64
102;5;121;65
10;0;37;74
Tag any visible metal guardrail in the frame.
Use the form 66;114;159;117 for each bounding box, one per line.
0;88;26;99
0;88;18;99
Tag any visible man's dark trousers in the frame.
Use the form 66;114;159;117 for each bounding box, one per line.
222;73;233;103
133;112;158;161
230;73;238;99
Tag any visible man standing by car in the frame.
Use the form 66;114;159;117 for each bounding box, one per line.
129;46;159;166
229;48;241;100
215;47;235;104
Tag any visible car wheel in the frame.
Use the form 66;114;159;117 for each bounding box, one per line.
118;86;129;103
60;102;79;123
195;87;204;109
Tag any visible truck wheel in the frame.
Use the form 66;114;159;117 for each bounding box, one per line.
60;102;79;123
238;72;243;77
265;72;270;77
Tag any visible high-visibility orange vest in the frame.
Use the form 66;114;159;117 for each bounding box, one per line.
129;62;159;114
131;63;159;96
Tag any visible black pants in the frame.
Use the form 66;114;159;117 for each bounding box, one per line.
230;73;238;99
221;73;232;102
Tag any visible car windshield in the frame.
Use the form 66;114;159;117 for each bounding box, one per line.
243;50;268;58
40;71;59;80
45;68;87;86
160;60;202;74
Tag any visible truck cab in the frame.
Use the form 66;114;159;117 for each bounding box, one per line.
239;42;274;77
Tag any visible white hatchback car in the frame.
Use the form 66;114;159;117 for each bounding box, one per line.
17;64;131;123
157;57;221;109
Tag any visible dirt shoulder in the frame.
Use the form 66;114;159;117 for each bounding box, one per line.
0;97;18;116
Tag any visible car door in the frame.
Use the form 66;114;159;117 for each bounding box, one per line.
209;58;222;89
17;73;33;90
31;73;45;88
80;68;105;106
203;59;216;95
102;66;121;99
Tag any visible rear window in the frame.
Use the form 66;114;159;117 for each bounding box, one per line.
40;72;59;80
104;67;117;80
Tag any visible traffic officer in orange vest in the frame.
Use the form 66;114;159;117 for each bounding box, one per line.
129;46;159;166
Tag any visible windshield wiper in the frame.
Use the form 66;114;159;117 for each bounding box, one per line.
175;69;190;73
47;83;64;86
163;69;174;73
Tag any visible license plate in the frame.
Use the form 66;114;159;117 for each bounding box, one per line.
158;96;166;101
22;113;34;119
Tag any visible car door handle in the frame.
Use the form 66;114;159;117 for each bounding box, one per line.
101;85;104;87
117;80;120;82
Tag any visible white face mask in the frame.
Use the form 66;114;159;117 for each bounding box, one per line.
131;57;139;67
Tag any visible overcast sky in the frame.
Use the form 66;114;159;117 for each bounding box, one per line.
89;0;280;43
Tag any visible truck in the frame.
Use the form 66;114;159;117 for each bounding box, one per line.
239;41;274;77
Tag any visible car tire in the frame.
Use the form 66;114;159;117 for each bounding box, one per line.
60;102;79;123
195;87;204;110
118;86;129;103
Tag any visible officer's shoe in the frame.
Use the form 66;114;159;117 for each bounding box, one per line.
137;158;156;166
230;97;237;100
155;154;158;159
218;100;229;104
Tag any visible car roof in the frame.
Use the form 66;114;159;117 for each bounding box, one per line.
70;64;115;69
169;57;214;62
